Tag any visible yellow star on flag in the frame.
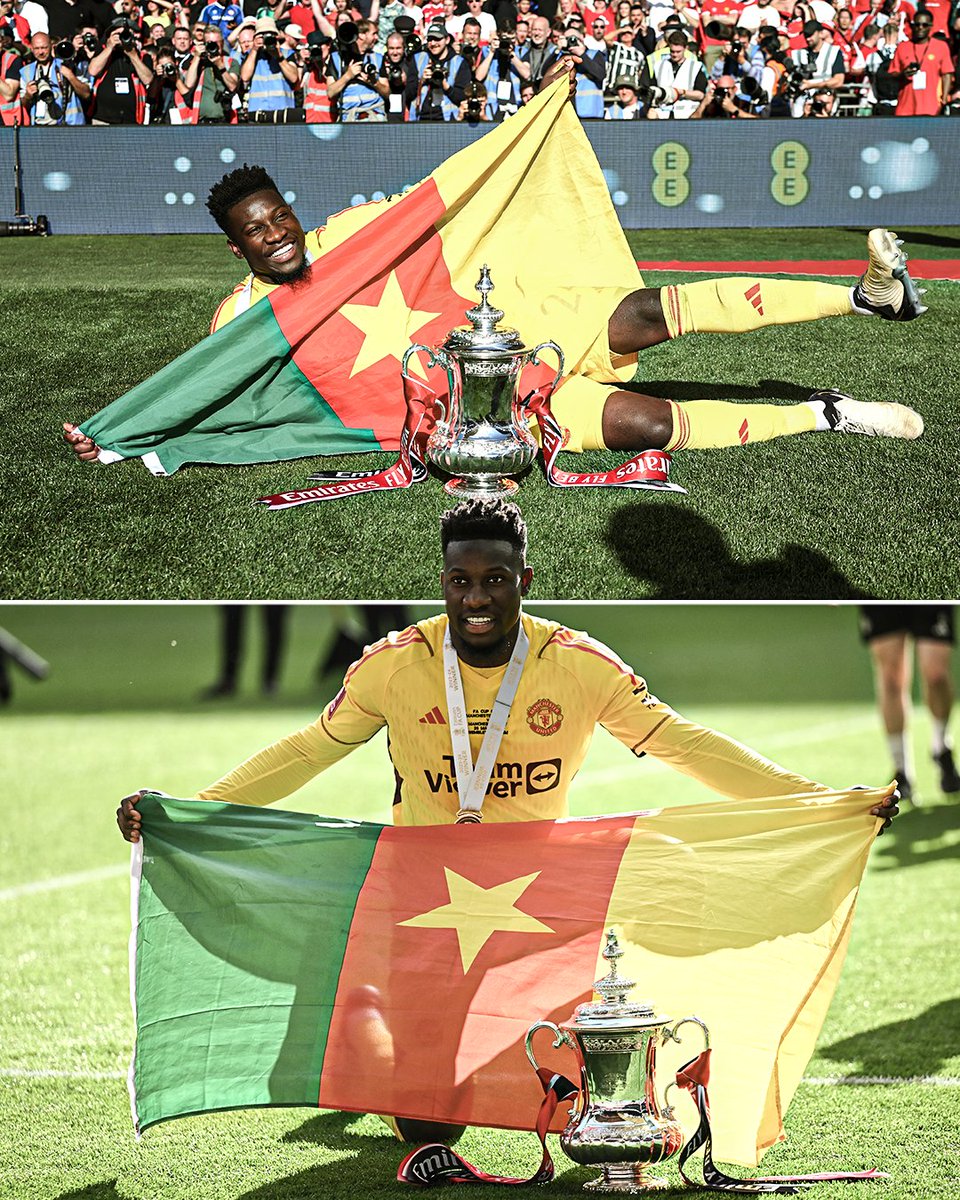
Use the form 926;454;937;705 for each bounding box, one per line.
399;868;554;973
339;270;441;381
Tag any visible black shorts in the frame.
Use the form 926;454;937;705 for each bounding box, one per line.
859;606;955;645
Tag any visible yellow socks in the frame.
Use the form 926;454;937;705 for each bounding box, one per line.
664;399;817;451
661;277;853;338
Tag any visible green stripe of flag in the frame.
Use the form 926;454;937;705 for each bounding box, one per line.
82;301;384;474
132;794;382;1131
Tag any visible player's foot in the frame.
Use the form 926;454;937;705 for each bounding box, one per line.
934;747;960;794
199;680;237;700
811;389;924;439
894;773;913;804
850;229;926;321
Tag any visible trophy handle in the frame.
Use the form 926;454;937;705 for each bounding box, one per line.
661;1017;710;1114
402;344;460;427
515;340;565;421
525;1020;570;1072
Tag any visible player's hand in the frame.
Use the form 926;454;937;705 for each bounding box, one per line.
849;784;899;835
118;791;146;842
62;421;101;461
541;55;576;97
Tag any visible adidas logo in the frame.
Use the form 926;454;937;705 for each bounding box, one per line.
744;282;764;316
739;418;749;445
419;706;447;725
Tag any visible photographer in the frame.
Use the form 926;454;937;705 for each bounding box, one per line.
604;73;642;114
518;14;560;88
411;20;459;119
481;24;530;116
709;25;762;85
239;15;300;116
145;41;180;120
889;9;953;114
694;70;765;115
300;29;333;121
786;19;843;115
20;30;90;122
649;29;706;116
327;17;386;119
559;16;607;117
0;19;23;124
378;29;416;119
178;24;238;121
87;17;154;123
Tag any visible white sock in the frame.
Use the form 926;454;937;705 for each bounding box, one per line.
887;731;909;775
931;720;951;756
806;398;831;432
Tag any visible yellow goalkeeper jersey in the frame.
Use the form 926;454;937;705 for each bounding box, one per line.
197;613;829;824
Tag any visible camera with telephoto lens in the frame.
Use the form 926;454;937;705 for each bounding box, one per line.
308;34;331;59
636;82;668;107
82;32;99;52
160;59;177;76
360;58;378;83
429;61;444;86
54;39;75;61
118;25;135;48
460;41;478;66
783;58;815;99
35;75;55;105
393;15;420;56
463;78;485;118
336;19;359;63
387;62;405;89
562;33;582;51
199;39;221;65
261;30;279;49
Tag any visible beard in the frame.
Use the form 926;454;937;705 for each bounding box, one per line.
270;257;312;287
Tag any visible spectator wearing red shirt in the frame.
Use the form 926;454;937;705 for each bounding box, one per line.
698;0;743;68
890;8;953;110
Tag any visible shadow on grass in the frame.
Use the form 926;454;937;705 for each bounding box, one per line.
605;505;868;600
623;379;813;404
841;227;960;252
871;801;960;870
819;997;960;1077
53;1183;123;1200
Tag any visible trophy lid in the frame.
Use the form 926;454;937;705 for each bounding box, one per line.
568;930;668;1030
444;265;526;356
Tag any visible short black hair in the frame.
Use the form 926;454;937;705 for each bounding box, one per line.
440;498;528;560
206;163;281;233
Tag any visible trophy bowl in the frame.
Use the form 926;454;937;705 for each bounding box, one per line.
403;265;562;498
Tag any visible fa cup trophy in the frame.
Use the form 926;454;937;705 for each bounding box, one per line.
525;930;709;1193
401;265;563;498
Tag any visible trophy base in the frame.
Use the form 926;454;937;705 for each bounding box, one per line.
444;477;520;499
583;1165;670;1193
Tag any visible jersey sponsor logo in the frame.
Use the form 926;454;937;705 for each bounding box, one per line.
423;755;562;798
419;705;447;725
526;697;563;737
527;758;561;793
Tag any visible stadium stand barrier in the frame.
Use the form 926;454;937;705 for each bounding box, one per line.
1;117;957;233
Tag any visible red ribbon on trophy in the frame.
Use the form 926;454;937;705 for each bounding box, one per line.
396;1053;887;1192
256;370;685;510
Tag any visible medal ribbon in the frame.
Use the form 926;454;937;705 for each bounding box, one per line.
443;624;529;824
256;371;686;509
396;1049;887;1191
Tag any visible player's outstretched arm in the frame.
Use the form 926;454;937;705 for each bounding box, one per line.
63;422;101;462
118;790;145;842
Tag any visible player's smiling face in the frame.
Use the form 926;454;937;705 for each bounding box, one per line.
225;189;308;284
441;539;533;667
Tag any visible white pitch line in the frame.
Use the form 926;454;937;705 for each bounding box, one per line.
1;1066;956;1085
0;862;127;902
579;713;879;789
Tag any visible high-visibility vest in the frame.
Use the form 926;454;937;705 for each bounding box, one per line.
19;58;88;125
172;69;239;123
303;66;332;122
1;50;22;125
92;66;147;123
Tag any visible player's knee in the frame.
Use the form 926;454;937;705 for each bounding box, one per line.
601;391;672;451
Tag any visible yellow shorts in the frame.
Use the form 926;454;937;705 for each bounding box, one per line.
528;284;639;453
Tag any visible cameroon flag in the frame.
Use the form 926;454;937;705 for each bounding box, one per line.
82;82;642;476
129;789;887;1166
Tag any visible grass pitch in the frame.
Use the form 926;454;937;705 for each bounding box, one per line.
1;603;959;1199
2;227;959;600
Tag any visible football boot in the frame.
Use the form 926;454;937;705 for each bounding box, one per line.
851;228;926;321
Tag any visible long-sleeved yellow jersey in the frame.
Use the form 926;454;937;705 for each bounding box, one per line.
197;613;829;824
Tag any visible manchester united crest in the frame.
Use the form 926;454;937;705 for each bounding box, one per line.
527;697;563;737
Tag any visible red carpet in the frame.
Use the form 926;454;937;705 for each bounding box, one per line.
636;259;960;279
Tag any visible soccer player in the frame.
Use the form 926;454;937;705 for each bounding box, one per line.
117;499;900;838
860;605;960;801
64;158;924;466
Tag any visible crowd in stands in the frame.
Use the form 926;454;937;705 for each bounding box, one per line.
0;0;956;123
